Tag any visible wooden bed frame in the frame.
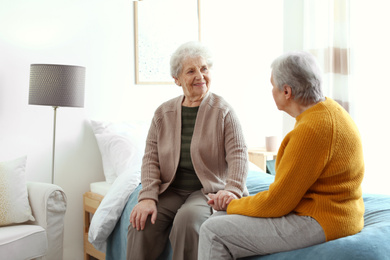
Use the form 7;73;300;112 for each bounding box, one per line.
83;191;105;260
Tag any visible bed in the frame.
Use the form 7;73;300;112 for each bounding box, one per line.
88;120;390;259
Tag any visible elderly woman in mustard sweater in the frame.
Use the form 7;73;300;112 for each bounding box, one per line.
127;41;248;260
198;51;365;259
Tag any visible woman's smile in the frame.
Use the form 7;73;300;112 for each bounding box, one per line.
174;56;211;107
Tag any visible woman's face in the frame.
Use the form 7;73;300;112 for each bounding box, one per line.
174;56;211;103
271;72;286;111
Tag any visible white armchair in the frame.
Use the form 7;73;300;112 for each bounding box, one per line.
0;182;67;260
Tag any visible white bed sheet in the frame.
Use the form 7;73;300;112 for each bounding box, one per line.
90;181;112;196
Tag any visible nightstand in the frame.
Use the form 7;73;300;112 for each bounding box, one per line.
83;191;105;260
248;148;277;172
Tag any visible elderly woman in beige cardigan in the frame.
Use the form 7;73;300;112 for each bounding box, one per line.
126;41;248;260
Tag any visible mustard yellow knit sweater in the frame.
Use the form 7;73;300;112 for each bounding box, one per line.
227;97;365;241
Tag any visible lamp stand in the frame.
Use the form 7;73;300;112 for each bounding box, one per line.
29;64;86;184
52;106;58;184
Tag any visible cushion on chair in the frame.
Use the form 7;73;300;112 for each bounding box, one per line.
0;156;35;226
0;224;48;259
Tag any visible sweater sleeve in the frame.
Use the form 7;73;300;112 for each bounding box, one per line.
227;113;333;217
223;109;248;198
138;117;162;202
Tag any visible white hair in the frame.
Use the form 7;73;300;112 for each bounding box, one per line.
271;51;324;105
170;41;213;78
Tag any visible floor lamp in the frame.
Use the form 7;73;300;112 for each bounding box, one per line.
29;64;86;184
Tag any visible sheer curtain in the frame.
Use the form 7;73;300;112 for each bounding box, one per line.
303;0;390;195
349;1;390;195
303;0;352;113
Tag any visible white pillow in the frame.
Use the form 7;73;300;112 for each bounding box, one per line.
90;120;149;184
0;156;35;226
88;170;141;252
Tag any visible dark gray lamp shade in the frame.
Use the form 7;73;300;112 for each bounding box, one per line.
29;64;86;107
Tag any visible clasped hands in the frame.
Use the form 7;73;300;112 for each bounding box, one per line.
207;190;237;211
130;190;237;231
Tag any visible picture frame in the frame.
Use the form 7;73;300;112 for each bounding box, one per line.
134;0;201;85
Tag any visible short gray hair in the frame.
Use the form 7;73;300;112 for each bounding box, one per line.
271;51;324;106
170;41;213;78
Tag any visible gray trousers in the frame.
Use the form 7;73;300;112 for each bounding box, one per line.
127;187;213;260
198;211;326;260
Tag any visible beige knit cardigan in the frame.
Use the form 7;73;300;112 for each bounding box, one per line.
138;92;248;202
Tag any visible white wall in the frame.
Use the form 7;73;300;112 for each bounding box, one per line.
200;0;284;145
282;0;304;135
0;1;180;259
0;1;283;259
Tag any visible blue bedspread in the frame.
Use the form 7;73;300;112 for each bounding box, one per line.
106;170;390;260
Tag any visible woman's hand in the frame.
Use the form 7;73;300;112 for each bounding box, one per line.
129;199;157;231
207;190;238;211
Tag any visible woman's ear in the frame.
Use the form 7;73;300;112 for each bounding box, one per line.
283;85;292;99
173;77;181;86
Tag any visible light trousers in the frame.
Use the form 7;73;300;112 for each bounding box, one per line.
127;187;213;260
198;211;326;260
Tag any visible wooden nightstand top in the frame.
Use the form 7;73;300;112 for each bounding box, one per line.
248;147;277;172
248;147;278;156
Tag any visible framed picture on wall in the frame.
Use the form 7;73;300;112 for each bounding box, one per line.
134;0;201;85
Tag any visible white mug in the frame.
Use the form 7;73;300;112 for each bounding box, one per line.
266;136;279;152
